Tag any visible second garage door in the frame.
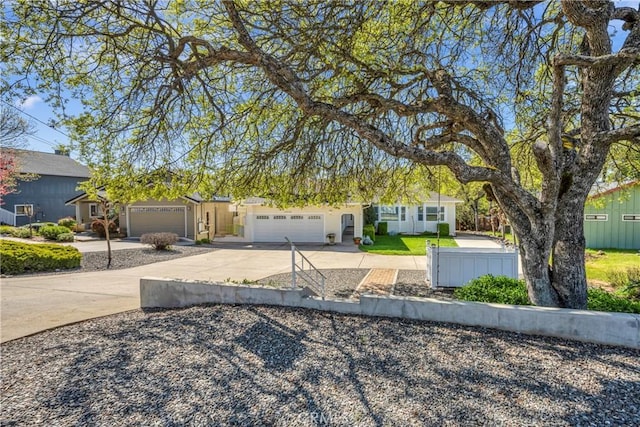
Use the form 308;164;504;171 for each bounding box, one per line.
128;206;187;237
252;214;324;242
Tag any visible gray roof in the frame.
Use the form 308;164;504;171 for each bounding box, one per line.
2;148;90;178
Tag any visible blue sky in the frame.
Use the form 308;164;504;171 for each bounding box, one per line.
5;0;639;159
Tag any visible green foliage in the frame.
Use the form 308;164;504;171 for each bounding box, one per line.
587;288;640;314
454;275;531;305
0;225;14;235
585;249;640;282
608;267;640;301
10;227;32;238
56;232;75;242
363;206;377;225
454;275;640;313
195;238;211;245
91;220;117;238
39;225;72;241
363;224;376;242
57;217;76;229
437;223;450;236
140;232;179;250
0;239;82;274
377;222;388;235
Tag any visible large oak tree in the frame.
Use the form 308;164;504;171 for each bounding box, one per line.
2;1;638;307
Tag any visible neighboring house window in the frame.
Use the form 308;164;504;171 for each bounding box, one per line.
256;215;269;220
622;214;640;222
418;206;423;221
585;214;608;221
89;203;103;218
273;215;286;220
425;206;445;221
308;215;322;220
379;206;398;221
14;204;33;216
400;206;406;221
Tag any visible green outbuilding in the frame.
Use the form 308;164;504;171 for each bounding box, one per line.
583;181;640;250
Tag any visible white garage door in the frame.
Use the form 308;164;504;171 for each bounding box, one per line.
128;206;187;237
252;214;324;242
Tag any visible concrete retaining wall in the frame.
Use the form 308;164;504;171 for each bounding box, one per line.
140;277;640;349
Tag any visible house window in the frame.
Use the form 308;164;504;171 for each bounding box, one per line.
622;214;640;222
256;215;269;220
290;215;304;220
585;214;608;221
273;215;286;220
425;206;445;221
379;206;398;221
308;215;321;220
14;204;33;216
89;203;103;218
400;206;406;221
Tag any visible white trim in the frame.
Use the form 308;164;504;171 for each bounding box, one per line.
126;205;188;238
622;214;640;222
585;214;608;221
14;204;33;216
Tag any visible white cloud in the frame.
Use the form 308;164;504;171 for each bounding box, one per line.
17;95;43;110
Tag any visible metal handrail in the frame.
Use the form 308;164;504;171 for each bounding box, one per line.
285;237;326;299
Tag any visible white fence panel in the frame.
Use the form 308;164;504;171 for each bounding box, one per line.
426;245;519;288
0;207;16;226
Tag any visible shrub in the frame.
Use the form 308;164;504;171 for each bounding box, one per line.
437;222;450;236
39;225;72;241
91;220;117;238
10;227;32;238
140;232;179;250
454;274;640;313
0;225;14;235
608;267;640;301
454;275;531;305
196;238;211;245
0;239;82;274
56;232;75;242
57;217;77;229
377;221;388;235
363;224;376;242
363;206;377;225
587;288;640;314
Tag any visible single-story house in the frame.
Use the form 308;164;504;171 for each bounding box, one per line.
65;193;234;241
584;181;639;249
0;148;90;226
372;193;463;235
227;197;363;244
65;191;461;244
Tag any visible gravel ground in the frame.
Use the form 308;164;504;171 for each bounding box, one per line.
3;246;214;276
2;305;639;426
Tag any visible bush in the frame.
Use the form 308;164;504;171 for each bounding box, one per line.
39;225;72;241
363;206;377;225
57;217;77;229
0;225;14;235
91;220;117;238
10;227;33;238
363;224;376;242
454;274;640;313
140;232;179;250
454;275;531;305
377;221;388;235
437;222;450;236
587;288;640;314
195;238;210;245
56;232;75;242
0;239;82;274
608;266;640;301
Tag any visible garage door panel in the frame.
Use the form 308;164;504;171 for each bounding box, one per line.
253;214;324;242
129;206;186;237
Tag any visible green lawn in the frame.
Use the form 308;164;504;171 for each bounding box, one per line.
359;234;457;255
585;249;640;283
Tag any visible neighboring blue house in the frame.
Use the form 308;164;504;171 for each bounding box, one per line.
0;148;90;226
584;181;639;250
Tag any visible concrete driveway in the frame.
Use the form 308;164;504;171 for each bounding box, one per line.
1;234;501;342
